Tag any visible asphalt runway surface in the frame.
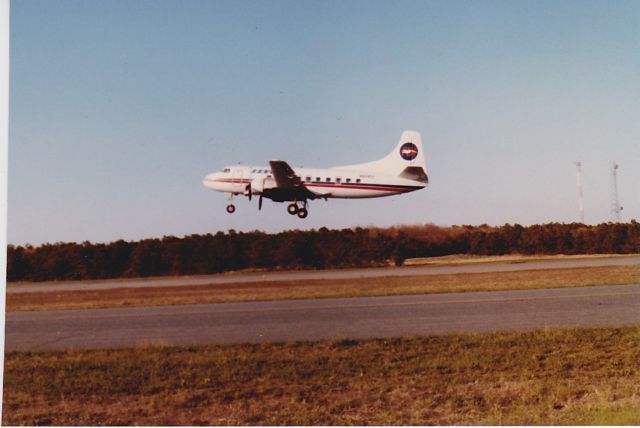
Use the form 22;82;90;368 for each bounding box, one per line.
6;284;640;351
7;255;640;294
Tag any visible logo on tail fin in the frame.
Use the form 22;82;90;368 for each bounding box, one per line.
400;142;418;160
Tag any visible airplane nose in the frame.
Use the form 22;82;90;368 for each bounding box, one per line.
202;173;217;188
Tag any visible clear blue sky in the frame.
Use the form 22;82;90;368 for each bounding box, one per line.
8;0;640;245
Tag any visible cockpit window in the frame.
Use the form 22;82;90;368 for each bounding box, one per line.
223;168;230;173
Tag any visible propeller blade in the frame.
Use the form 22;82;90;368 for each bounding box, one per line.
259;195;263;210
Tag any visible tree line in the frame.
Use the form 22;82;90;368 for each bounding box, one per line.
7;221;640;282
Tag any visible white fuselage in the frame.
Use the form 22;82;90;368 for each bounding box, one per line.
203;165;426;199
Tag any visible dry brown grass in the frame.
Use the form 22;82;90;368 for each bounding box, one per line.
404;253;639;266
7;265;639;312
3;327;639;425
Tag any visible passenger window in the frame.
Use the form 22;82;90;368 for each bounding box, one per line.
316;177;321;181
346;178;351;183
336;178;341;184
326;177;331;182
305;176;311;182
356;178;361;183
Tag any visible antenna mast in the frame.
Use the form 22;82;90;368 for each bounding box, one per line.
611;161;622;222
574;161;584;223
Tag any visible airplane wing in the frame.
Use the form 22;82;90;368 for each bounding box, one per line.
268;160;324;199
269;160;304;189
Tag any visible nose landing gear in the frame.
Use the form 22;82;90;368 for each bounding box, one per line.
287;201;308;219
226;194;236;214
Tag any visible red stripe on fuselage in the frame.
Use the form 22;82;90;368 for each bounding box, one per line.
305;183;418;192
206;178;251;184
206;178;420;193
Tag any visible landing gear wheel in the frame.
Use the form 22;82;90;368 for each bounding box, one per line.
226;204;236;214
297;208;308;219
287;203;299;215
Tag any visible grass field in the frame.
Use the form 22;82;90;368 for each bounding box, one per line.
3;326;639;425
7;265;640;312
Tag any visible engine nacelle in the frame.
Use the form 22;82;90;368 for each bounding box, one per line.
250;176;276;194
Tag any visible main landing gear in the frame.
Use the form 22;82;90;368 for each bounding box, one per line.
224;194;309;218
287;201;308;219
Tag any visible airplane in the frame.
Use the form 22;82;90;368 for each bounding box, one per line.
202;130;428;219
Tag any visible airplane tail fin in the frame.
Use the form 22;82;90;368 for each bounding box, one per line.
334;130;428;182
383;130;427;175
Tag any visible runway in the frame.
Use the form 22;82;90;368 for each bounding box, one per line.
6;284;640;351
7;255;640;294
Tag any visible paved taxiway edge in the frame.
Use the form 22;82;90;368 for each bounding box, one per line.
7;255;640;294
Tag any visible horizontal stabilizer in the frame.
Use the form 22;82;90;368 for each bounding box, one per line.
399;166;428;183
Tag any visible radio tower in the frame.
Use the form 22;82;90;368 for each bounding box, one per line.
611;161;622;222
574;161;584;223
